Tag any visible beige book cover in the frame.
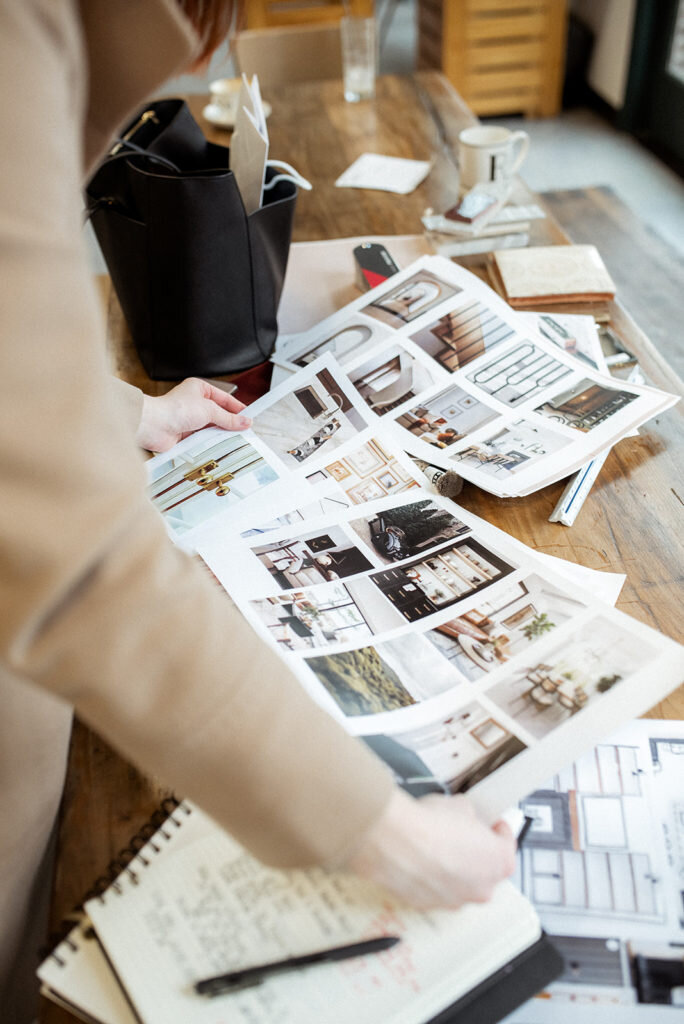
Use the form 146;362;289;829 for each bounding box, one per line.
488;244;616;307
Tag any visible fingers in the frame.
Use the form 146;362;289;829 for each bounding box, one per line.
204;399;251;431
196;379;247;414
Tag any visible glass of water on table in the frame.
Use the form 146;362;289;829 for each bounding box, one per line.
341;15;377;102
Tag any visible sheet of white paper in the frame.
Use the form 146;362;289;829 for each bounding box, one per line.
507;719;684;1023
275;254;678;498
196;471;684;832
335;154;431;194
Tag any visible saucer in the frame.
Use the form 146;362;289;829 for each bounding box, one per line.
202;101;272;130
202;103;238;129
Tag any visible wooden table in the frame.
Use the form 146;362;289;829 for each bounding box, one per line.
41;72;683;1022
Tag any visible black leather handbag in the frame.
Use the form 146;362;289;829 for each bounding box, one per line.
86;99;297;380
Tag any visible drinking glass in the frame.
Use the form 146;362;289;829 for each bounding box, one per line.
340;16;376;102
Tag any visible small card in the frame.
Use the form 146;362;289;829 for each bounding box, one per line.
335;153;431;194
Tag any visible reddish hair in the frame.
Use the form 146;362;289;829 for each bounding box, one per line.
176;1;239;64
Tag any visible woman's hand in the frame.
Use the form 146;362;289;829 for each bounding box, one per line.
135;378;252;452
346;790;516;910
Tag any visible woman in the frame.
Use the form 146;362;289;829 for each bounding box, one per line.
0;3;515;1020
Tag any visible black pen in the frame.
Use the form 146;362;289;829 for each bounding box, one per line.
194;935;401;997
517;815;535;850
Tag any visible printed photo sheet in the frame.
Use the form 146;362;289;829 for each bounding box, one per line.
144;353;383;547
196;482;684;827
274;255;677;497
506;718;684;1023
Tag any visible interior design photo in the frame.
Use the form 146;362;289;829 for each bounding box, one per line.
395;383;499;448
375;700;527;795
146;434;278;535
487;617;655;740
409;299;515;372
370;538;515;622
535;377;639;431
426;575;587;681
289;316;392;367
321;438;420;503
250;583;374;651
466;341;573;406
348;343;438;415
349;498;469;564
250;368;365;465
363;269;461;328
250;576;405;650
252;526;373;589
454;419;573;477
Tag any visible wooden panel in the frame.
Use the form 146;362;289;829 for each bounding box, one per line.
536;0;568;116
466;13;552;42
466;0;549;10
471;89;542;115
425;0;567;117
465;67;546;92
468;40;547;68
245;0;372;28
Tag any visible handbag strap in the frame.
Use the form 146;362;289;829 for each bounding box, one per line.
84;140;181;221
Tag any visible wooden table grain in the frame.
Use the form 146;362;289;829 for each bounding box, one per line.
41;72;683;1022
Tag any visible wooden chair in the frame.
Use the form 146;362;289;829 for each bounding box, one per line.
245;1;373;28
235;22;344;89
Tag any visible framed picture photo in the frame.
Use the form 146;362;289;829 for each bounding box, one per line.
376;468;400;491
305;470;328;486
326;460;351;482
391;460;413;483
346;479;387;503
471;719;508;749
307;534;335;553
346;446;386;477
502;603;536;629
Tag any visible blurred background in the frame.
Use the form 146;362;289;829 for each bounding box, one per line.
160;0;684;257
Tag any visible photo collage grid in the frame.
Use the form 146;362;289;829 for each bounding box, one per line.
146;354;378;543
278;255;675;498
198;484;662;804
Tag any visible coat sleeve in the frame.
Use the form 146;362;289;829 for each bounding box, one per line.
0;0;393;868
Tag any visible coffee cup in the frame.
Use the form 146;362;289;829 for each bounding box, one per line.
206;78;241;123
458;125;530;192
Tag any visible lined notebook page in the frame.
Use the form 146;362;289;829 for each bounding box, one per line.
39;918;138;1024
85;820;540;1024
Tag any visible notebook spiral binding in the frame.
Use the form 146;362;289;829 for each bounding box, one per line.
42;796;192;965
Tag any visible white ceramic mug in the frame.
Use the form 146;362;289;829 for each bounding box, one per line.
207;78;241;122
458;125;530;191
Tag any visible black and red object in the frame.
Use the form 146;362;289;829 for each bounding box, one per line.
353;242;400;291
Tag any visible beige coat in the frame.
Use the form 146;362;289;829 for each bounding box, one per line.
0;2;391;1019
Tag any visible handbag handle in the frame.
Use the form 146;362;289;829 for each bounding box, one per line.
85;140;182;221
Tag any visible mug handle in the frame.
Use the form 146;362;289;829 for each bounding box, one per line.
509;131;530;175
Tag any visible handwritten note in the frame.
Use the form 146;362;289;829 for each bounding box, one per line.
86;808;539;1024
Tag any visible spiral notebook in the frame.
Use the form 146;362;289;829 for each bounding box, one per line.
38;800;561;1024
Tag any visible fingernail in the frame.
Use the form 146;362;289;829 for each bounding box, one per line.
237;416;252;429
